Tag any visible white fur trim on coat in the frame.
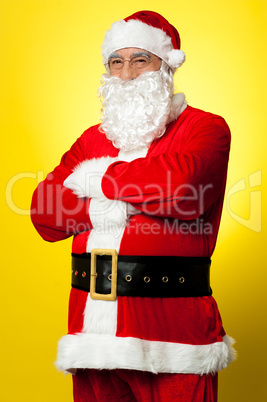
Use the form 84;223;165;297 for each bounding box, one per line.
55;334;236;375
89;197;128;232
102;19;185;71
83;148;149;357
118;147;148;162
83;297;117;335
167;93;187;124
86;197;127;253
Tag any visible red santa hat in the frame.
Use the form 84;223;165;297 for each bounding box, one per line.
102;10;186;71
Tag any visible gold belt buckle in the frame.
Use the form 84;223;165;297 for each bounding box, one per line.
90;248;118;301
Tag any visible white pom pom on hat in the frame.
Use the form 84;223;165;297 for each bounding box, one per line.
102;10;186;71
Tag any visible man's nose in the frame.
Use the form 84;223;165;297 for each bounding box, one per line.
119;61;138;81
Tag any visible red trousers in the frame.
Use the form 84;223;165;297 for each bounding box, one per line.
72;369;218;402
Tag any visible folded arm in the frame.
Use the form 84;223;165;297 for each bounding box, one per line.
101;116;231;220
31;137;92;242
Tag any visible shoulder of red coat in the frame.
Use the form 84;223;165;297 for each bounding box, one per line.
179;105;230;132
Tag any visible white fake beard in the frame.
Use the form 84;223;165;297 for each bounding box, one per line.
98;69;174;151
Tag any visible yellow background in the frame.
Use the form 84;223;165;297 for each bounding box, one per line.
1;0;266;400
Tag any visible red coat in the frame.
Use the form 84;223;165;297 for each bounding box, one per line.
31;104;235;375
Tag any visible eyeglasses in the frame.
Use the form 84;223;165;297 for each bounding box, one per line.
106;55;154;73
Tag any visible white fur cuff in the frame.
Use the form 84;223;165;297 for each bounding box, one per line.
64;157;117;198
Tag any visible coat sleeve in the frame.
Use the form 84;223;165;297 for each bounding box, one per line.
31;135;92;242
101;115;231;220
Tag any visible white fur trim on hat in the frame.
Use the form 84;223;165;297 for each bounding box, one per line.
102;19;185;71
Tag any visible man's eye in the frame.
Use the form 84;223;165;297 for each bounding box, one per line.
110;59;123;65
132;57;149;67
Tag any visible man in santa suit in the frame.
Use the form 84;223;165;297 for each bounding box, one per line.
31;10;235;402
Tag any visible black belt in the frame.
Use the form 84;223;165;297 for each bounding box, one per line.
71;249;212;300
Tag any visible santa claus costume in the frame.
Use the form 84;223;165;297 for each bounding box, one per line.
31;11;235;401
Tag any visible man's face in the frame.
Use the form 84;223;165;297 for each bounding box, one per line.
99;49;173;151
107;47;162;80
